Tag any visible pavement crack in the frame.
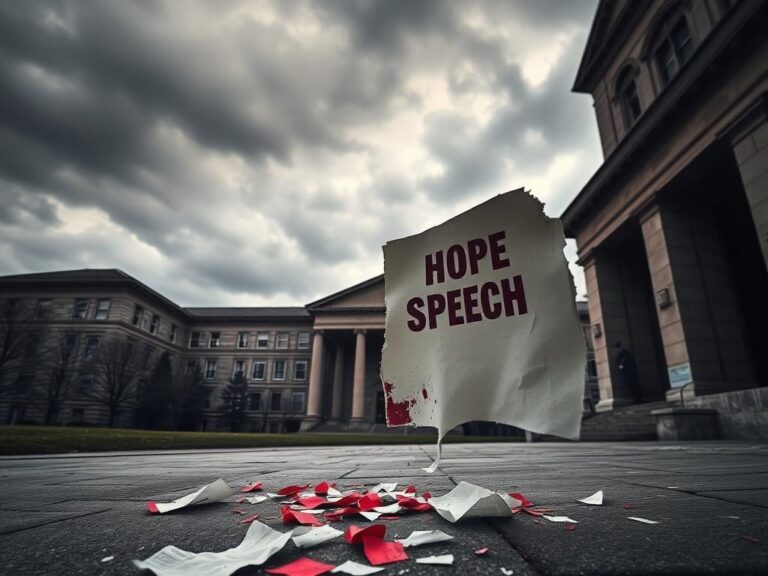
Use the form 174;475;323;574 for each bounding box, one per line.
0;508;111;536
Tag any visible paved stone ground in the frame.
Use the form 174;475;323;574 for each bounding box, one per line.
1;441;767;575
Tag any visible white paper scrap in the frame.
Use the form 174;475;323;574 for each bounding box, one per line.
428;481;517;523
132;521;293;576
292;525;343;549
245;495;268;505
416;554;454;566
358;511;382;522
542;516;578;524
370;483;398;494
381;190;585;469
628;517;659;524
327;487;343;498
332;560;385;575
101;556;114;563
501;569;514;576
396;530;454;548
149;478;232;514
373;503;402;514
577;490;603;505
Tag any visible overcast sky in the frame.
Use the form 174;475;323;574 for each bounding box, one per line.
0;0;601;306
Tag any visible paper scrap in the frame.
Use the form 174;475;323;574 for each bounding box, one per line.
396;530;454;548
369;483;398;494
132;520;293;576
292;525;343;548
577;490;603;505
359;511;382;522
474;547;489;555
373;503;402;515
357;493;383;511
265;557;335;576
428;481;517;522
381;189;586;468
508;492;533;507
363;538;409;566
331;560;385;575
501;569;514;576
564;523;577;531
146;478;232;514
543;516;578;524
101;556;114;563
344;524;386;544
278;484;310;497
241;482;263;493
244;495;268;505
628;517;658;524
240;513;260;524
282;507;323;526
416;554;454;566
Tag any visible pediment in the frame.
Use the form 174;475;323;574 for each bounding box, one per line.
307;275;384;311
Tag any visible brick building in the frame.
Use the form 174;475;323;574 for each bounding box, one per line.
563;0;768;411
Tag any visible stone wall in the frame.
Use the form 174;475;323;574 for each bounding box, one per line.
687;387;768;440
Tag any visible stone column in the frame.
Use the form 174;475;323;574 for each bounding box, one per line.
331;345;345;421
350;329;367;421
305;330;325;422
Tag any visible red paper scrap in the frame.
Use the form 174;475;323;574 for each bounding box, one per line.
520;507;543;517
331;493;365;507
565;523;577;531
380;515;401;521
241;482;263;493
297;496;327;509
232;508;247;515
396;495;430;512
363;538;409;566
357;492;383;511
324;507;358;522
474;547;490;556
265;557;335;576
281;507;323;526
422;492;432;499
404;485;417;494
146;501;159;514
623;504;635;510
509;492;534;507
743;535;759;544
278;484;310;497
344;524;386;544
240;513;260;524
314;481;335;495
236;497;247;504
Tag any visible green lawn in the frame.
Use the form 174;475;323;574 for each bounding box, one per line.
0;426;522;455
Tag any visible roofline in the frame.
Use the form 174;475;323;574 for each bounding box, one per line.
572;0;606;93
562;0;763;236
306;274;384;309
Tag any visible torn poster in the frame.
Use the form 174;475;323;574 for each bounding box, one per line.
132;520;292;576
428;481;518;523
381;189;585;469
146;478;232;514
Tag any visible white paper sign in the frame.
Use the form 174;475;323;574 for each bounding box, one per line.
381;190;585;449
132;521;292;576
427;481;517;523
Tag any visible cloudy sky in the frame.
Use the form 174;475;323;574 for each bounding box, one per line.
0;0;602;306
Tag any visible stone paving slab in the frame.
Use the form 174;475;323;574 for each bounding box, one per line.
1;442;767;575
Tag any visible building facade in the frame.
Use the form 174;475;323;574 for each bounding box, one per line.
0;268;596;430
563;0;768;411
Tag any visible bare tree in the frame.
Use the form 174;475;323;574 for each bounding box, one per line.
0;299;37;395
33;333;79;425
91;338;145;427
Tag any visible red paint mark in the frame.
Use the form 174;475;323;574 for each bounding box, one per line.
240;513;260;524
474;547;490;556
232;508;246;515
422;388;428;399
146;501;159;514
383;382;414;425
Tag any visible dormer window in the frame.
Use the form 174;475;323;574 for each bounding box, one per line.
616;66;642;129
652;14;694;86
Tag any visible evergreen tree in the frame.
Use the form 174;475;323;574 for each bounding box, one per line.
218;369;248;432
136;351;173;429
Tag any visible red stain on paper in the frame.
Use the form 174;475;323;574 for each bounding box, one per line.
422;388;428;399
383;382;416;425
146;501;159;514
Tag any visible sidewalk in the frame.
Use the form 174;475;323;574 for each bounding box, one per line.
1;442;766;574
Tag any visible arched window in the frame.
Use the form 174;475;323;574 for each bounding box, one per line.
616;65;642;129
648;7;695;87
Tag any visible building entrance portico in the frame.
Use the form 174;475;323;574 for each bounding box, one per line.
302;276;386;430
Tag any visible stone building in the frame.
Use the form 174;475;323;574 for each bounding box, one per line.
563;0;768;411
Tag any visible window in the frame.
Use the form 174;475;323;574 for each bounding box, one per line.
237;332;249;348
297;332;310;349
149;314;159;334
273;360;286;380
276;332;289;349
209;332;220;348
64;333;77;353
233;360;246;377
653;15;693;86
616;66;642;129
184;360;198;375
71;408;84;423
291;392;305;412
95;299;111;320
270;391;282;411
205;360;217;379
72;299;88;320
36;299;52;319
190;332;201;348
294;361;307;381
256;333;269;349
78;374;93;394
250;392;262;410
169;323;177;343
132;305;144;326
84;336;100;362
252;361;266;380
